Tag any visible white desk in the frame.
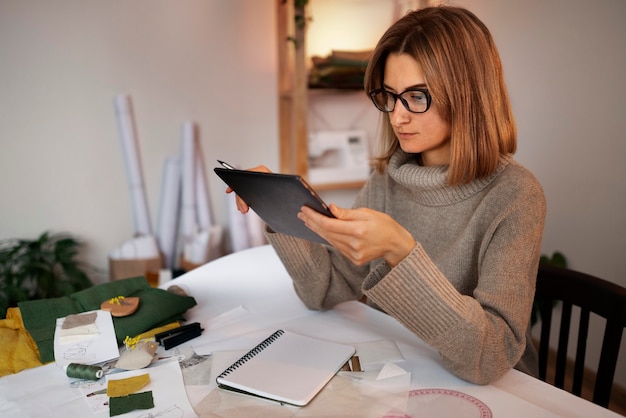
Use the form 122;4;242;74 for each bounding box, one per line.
0;245;622;417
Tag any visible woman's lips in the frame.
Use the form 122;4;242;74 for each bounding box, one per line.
395;131;415;140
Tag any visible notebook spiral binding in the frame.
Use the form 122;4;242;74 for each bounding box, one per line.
217;329;285;378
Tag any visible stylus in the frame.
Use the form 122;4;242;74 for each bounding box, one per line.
217;160;236;170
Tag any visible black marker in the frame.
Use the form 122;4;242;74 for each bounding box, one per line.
217;160;236;170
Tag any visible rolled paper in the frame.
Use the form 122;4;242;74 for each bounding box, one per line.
114;94;153;236
156;156;181;269
246;209;267;248
180;121;196;243
194;141;213;230
228;192;251;252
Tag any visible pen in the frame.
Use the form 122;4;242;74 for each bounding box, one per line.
218;160;236;170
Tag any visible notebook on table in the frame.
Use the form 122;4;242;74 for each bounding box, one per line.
214;166;334;245
215;329;356;407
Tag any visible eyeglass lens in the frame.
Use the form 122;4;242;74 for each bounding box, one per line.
370;89;430;113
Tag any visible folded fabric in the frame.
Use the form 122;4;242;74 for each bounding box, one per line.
0;308;43;376
18;276;197;363
58;325;101;345
58;312;100;344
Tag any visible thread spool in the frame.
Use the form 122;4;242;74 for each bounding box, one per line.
64;363;104;380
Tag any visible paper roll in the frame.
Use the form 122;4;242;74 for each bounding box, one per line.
114;94;153;236
246;209;267;248
156;156;181;270
228;192;251;252
195;146;212;230
180;121;196;243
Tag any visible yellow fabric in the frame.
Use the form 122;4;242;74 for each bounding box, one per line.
0;308;44;377
107;373;151;397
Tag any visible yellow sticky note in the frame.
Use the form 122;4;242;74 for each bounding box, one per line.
107;373;151;397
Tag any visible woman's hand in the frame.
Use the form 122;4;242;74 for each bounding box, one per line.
225;165;272;213
298;204;416;267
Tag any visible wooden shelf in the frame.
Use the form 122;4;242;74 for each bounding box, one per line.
277;1;367;191
277;0;308;178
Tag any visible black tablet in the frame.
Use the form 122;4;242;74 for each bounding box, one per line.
214;167;334;245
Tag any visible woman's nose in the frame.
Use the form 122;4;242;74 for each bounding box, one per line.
389;101;410;125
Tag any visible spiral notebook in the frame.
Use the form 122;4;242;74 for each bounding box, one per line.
216;329;356;406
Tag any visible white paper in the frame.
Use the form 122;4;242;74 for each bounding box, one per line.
106;360;197;417
376;361;408;380
206;223;224;261
156;155;182;269
184;229;210;265
354;339;404;371
109;235;160;260
245;209;268;248
194;143;212;230
114;94;153;236
180;121;197;244
228;192;251;252
53;310;119;368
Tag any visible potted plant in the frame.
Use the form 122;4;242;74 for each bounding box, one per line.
0;231;94;318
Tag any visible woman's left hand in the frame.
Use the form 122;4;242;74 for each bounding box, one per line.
298;204;416;267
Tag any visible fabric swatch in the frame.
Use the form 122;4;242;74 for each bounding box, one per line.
107;373;150;397
61;312;97;329
116;341;158;370
59;312;100;343
109;391;154;417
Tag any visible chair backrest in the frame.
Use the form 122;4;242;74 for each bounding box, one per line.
535;263;626;408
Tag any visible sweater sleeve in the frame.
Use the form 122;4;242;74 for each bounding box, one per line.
362;176;546;384
266;231;370;310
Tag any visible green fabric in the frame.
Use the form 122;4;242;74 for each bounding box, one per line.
109;391;154;417
18;276;196;363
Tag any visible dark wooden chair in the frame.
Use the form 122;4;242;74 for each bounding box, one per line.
535;263;626;408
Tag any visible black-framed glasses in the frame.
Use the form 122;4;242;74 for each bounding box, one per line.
369;88;432;114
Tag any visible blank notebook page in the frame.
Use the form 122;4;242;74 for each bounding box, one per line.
215;329;356;406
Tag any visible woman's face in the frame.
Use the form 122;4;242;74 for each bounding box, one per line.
384;53;451;166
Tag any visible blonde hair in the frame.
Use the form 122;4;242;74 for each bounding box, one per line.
364;6;516;185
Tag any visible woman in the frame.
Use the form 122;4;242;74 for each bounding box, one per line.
232;6;545;385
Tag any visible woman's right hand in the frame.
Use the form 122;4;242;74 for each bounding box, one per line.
225;165;272;213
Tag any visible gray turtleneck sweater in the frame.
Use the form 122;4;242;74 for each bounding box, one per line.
266;150;546;385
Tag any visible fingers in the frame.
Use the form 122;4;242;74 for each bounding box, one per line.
328;203;348;219
299;205;415;266
223;164;273;213
248;165;272;174
298;205;362;256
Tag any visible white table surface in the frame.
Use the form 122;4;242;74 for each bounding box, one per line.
0;245;622;417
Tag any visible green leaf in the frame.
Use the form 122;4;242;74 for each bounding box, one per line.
0;230;94;312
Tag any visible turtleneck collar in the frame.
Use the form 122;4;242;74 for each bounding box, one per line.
387;151;512;206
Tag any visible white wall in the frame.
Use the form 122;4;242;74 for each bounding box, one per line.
458;0;626;388
459;0;626;284
1;0;625;388
0;0;278;282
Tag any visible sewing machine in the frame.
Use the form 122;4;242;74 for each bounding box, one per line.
307;130;371;185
